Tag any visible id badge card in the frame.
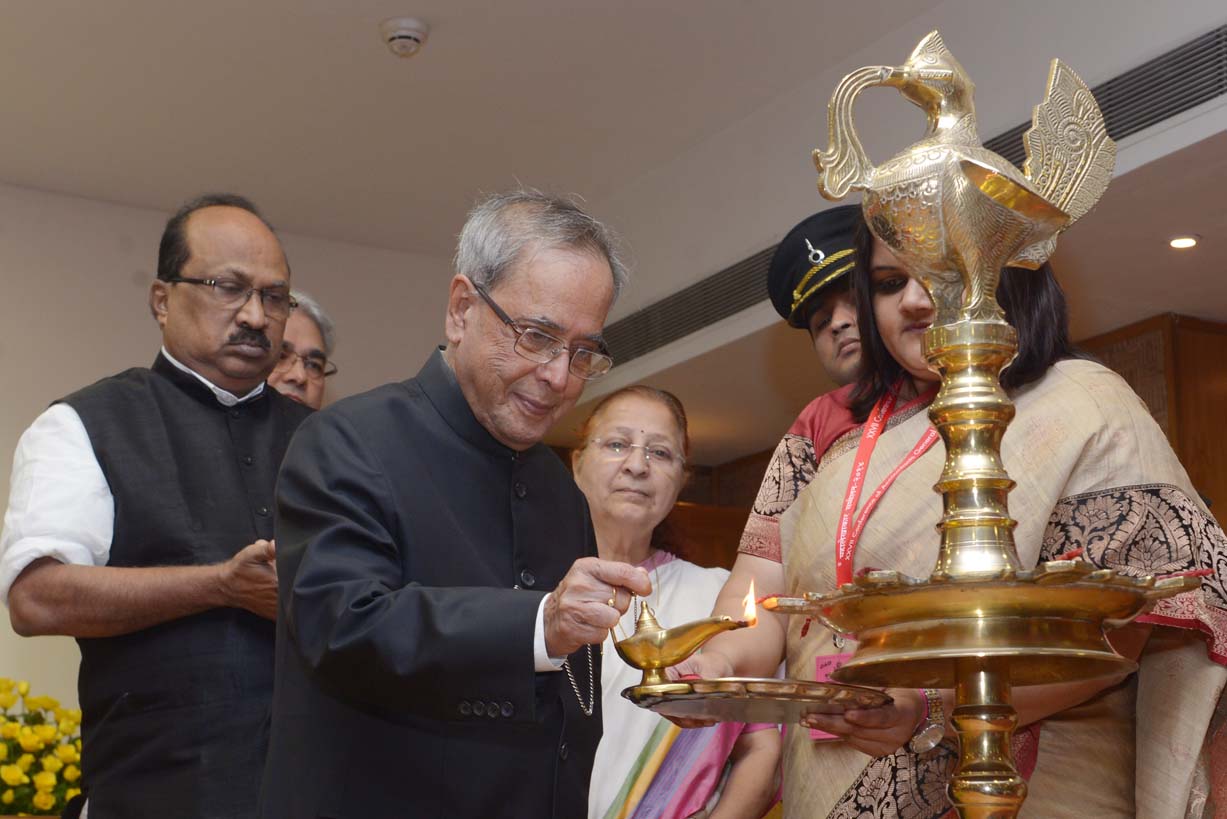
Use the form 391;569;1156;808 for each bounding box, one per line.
809;652;854;741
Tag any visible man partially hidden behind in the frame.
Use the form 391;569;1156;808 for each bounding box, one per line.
268;289;337;410
259;190;652;818
0;194;313;818
740;205;866;560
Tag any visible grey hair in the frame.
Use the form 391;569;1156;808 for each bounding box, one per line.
454;189;629;300
290;289;337;357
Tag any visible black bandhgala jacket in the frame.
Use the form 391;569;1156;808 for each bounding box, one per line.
259;349;601;819
62;354;311;819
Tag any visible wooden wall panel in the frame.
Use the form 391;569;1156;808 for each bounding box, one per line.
712;450;773;508
659;502;751;570
1080;313;1227;510
1173;317;1227;509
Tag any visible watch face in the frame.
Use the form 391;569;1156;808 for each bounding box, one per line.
909;723;944;753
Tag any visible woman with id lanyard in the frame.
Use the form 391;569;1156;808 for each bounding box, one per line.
679;227;1227;818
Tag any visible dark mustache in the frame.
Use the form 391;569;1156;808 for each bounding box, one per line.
227;329;271;350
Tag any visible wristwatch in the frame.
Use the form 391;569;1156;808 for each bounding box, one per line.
908;688;945;753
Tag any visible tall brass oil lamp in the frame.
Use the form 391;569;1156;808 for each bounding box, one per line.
762;31;1201;817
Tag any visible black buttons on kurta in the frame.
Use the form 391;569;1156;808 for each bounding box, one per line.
519;569;536;588
229;409;241;419
514;482;527;499
457;698;514;719
558;742;569;761
242;455;254;466
256;506;269;517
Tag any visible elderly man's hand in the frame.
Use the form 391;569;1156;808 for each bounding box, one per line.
218;539;279;621
544;557;652;658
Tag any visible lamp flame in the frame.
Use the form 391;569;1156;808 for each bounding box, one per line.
742;580;758;626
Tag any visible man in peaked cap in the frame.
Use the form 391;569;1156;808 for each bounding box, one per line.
766;204;863;387
742;203;865;561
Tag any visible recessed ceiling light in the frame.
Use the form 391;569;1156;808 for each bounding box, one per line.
1169;235;1200;249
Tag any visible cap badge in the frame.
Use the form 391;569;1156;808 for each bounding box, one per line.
805;238;826;265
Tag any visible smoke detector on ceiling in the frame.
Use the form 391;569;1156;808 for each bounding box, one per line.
380;17;430;58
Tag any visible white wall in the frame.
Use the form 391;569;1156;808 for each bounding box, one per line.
0;183;452;706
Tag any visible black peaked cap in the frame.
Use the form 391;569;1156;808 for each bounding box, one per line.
767;205;861;328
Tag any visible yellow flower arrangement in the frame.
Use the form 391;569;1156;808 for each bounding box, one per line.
0;680;81;815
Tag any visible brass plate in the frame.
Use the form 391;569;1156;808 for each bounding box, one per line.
624;677;891;724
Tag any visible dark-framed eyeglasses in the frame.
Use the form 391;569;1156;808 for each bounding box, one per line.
273;347;338;382
588;437;686;468
169;277;297;320
471;281;613;381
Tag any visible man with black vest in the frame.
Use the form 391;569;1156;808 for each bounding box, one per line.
0;194;313;819
259;190;651;818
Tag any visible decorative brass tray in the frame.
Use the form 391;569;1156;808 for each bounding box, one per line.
623;677;891;724
763;562;1195;687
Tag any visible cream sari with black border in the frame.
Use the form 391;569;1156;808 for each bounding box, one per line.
778;359;1227;818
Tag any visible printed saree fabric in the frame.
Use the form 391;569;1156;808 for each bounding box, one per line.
589;553;768;819
738;384;860;563
776;359;1227;818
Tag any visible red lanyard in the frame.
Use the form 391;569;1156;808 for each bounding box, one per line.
834;386;940;586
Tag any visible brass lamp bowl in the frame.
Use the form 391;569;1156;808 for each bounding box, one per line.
766;562;1200;688
612;602;749;690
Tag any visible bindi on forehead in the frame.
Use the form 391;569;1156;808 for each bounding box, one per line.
607;424;677;443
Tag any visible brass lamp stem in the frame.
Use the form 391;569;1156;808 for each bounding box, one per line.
948;657;1026;818
926;319;1023;578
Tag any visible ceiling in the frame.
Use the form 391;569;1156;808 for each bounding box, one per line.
0;0;941;256
1054;131;1227;341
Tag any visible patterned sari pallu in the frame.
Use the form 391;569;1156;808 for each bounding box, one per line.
777;360;1227;819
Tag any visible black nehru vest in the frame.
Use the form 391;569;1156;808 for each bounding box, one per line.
60;354;311;819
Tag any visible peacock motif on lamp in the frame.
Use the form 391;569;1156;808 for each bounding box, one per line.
814;30;1114;327
811;30;1119;582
